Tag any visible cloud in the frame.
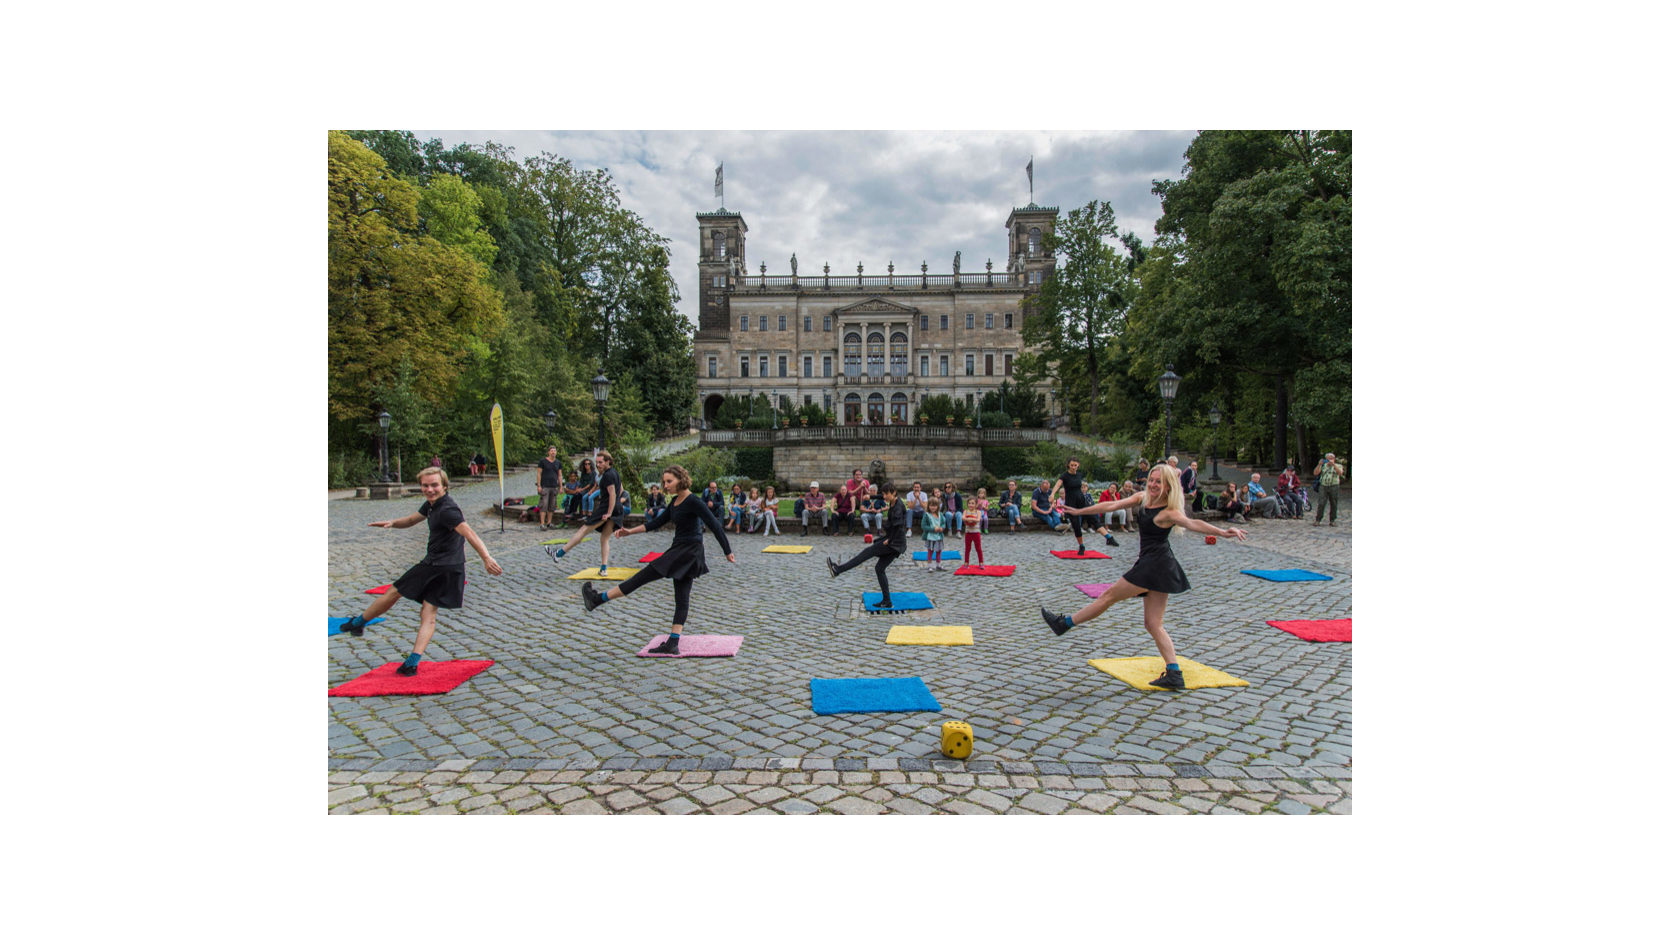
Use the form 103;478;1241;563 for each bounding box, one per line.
412;130;1196;327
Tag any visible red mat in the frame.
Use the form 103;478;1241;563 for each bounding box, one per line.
953;564;1016;576
1267;619;1352;642
1050;549;1111;559
363;584;392;595
327;660;495;697
638;551;663;563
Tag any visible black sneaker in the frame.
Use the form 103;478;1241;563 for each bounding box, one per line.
826;557;840;578
877;598;893;610
1149;668;1186;690
648;635;680;655
1041;607;1071;636
581;582;602;613
1105;534;1120;546
340;617;365;638
396;662;419;677
1076;545;1086;556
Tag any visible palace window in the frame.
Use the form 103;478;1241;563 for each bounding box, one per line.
778;315;787;331
965;354;975;376
759;356;769;377
866;331;885;378
823;315;831;332
707;357;717;378
1004;353;1014;376
739;315;748;332
803;356;812;378
940;314;949;331
778;355;787;377
739;356;749;378
1028;227;1041;255
1029;270;1042;285
823;393;831;412
985;313;994;329
985;353;994;376
844;332;862;377
804;394;813;405
890;392;909;424
759;315;768;332
844;393;862;424
804;315;812;332
890;332;908;378
940;355;949;377
966;313;974;330
713;230;725;259
823;356;833;378
920;314;929;331
920;355;929;376
1005;312;1013;329
866;392;885;424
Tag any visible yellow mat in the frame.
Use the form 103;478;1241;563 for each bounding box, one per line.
566;567;640;581
762;545;813;553
539;536;592;545
886;625;973;646
1087;657;1250;691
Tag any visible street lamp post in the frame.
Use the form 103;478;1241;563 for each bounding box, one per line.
1157;364;1181;460
376;409;393;482
544;409;557;437
1208;403;1222;480
591;372;610;453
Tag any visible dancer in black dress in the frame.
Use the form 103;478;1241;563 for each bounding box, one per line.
825;483;907;608
1040;463;1246;689
338;467;503;675
1047;458;1120;554
550;450;623;577
580;464;734;654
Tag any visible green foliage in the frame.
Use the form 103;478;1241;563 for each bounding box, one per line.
419;174;498;268
979;410;1012;430
918;394;970;424
734;447;774;481
978;380;1047;427
661;445;734;489
329;451;377;489
714;395;752;428
798;402;827;426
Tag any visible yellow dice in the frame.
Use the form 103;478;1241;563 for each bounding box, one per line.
940;720;974;760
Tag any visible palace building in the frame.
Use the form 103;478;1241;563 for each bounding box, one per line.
692;201;1060;428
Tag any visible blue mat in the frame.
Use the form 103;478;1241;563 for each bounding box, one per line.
1241;568;1333;582
862;591;932;612
811;677;942;715
911;550;962;561
329;617;385;636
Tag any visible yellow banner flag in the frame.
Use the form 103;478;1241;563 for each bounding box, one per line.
489;402;505;498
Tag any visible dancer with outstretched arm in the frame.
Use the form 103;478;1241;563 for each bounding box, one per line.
1047;457;1120;554
579;464;734;655
549;450;622;577
338;467;502;676
1039;463;1247;690
825;482;908;608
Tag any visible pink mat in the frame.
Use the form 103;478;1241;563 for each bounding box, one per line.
635;634;744;658
638;551;663;563
327;659;495;696
954;564;1016;576
1051;549;1111;559
1267;619;1352;642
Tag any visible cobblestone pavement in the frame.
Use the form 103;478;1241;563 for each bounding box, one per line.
328;478;1351;814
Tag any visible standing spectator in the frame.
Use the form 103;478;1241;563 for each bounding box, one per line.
923;489;948;571
1180;460;1201;513
998;480;1024;531
1031;481;1065;531
832;478;856;536
469;451;487;476
799;482;829;537
1277;465;1305;518
1313;453;1347;526
961;499;985;565
861;484;885;536
536;446;564;530
430;453;443;472
762;486;783;536
1218;481;1247;522
1245;473;1280;518
904;481;929;532
973;487;992;534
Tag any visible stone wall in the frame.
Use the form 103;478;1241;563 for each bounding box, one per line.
774;443;984;491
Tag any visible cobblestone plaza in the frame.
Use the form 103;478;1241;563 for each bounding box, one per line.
327;476;1352;814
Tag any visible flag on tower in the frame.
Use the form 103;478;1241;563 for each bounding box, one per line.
714;164;724;199
1026;157;1033;187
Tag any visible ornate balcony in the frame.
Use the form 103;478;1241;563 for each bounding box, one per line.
699;425;1053;447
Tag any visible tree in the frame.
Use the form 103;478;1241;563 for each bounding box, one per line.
1127;130;1352;467
419;174;498;268
1020;200;1137;434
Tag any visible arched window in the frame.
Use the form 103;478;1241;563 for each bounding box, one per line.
1028;227;1041;256
890;391;909;424
866;331;885;377
843;392;862;424
866;392;885;424
844;332;862;377
712;230;726;260
889;331;908;377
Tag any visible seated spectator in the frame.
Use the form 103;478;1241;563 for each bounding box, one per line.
728;483;748;533
762;486;782;536
832;479;856;536
576;459;597;519
700;480;727;523
1031;481;1065;531
561;472;581;520
1277;465;1305;519
645;483;666;519
1099;481;1127;531
973;487;991;534
941;481;964;536
904;481;929;531
860;484;885;535
746;487;765;533
1245;473;1280;518
998;480;1024;531
1219;481;1247;522
799;482;829;537
1130;458;1151;490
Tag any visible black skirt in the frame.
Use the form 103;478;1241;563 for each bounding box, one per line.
1121;549;1191;594
393;562;467;608
647;540;709;582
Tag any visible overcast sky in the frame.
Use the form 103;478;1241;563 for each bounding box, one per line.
412;130;1196;330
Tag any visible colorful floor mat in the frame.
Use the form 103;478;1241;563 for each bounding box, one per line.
1242;568;1332;582
362;584;392;595
566;567;640;581
912;550;963;561
638;551;663;563
328;617;384;636
810;676;941;715
953;564;1016;576
1051;549;1112;560
1087;657;1250;692
635;634;743;657
1267;618;1351;642
886;625;973;646
862;591;932;613
762;545;813;553
328;659;494;696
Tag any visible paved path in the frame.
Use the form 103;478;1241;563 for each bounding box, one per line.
327;478;1351;813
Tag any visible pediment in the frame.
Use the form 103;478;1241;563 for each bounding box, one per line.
833;297;920;316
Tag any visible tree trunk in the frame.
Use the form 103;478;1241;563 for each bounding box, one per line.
1294;419;1309;471
1273;376;1289;470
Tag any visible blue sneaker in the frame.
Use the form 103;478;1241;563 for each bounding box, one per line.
551;546;566;560
599;565;609;577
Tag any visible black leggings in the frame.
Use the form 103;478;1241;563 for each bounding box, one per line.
833;542;901;596
614;565;695;626
1068;494;1098;541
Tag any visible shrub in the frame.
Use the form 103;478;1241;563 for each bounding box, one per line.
734;447;774;480
329;451;376;489
662;445;734;488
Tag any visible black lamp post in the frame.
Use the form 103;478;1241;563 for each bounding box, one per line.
1157;364;1181;460
591;372;610;452
544;409;557;436
1208;403;1222;480
376;409;393;482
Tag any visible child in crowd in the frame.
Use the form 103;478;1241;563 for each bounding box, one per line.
974;487;991;534
727;483;747;533
923;488;948;571
962;498;984;566
746;487;765;533
762;486;782;536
